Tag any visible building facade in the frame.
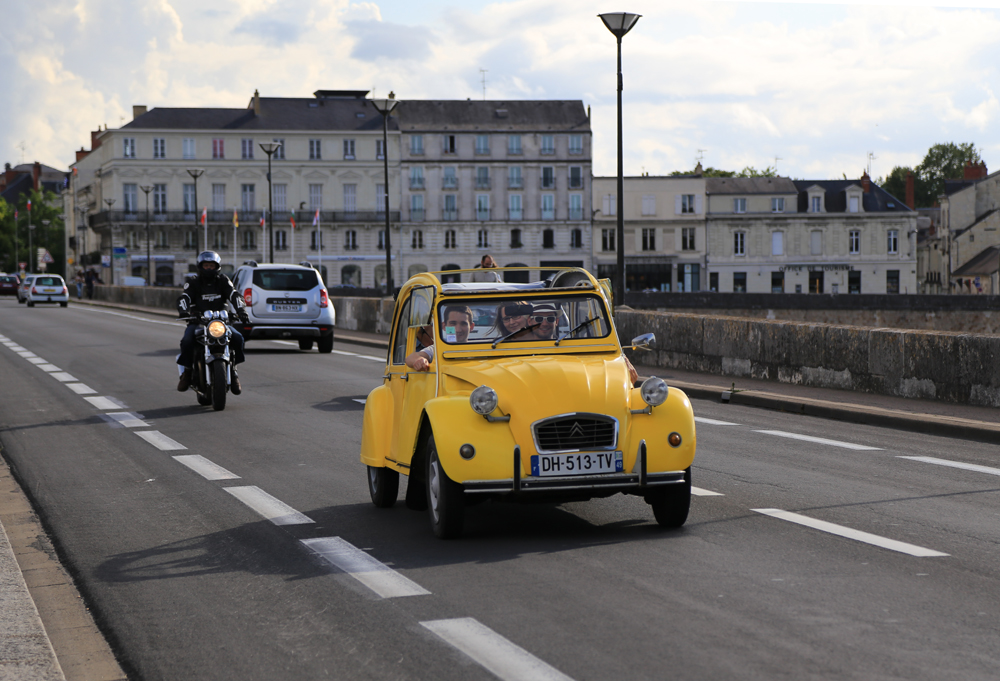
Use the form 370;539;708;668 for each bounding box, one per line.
939;163;999;295
592;174;707;291
706;174;917;294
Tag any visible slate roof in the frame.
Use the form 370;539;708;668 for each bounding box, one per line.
705;177;798;195
395;100;590;132
792;180;913;213
952;245;999;277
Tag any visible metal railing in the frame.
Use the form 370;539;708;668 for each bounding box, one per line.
89;209;400;227
409;177;425;189
476;208;491;221
442;209;458;221
410;209;425;222
442;178;458;189
474;177;491;190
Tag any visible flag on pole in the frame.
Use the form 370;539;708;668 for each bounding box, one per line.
290;214;297;230
259;210;265;228
200;207;207;225
312;209;320;227
232;209;239;228
27;200;31;210
14;210;18;220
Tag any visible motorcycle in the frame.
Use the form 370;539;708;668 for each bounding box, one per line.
180;310;237;411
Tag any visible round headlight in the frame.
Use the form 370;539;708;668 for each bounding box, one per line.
470;385;498;415
207;320;227;338
640;377;669;407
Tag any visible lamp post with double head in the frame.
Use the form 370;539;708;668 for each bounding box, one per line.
140;185;152;285
104;198;116;284
186;168;205;252
371;94;399;296
258;142;282;264
599;11;641;306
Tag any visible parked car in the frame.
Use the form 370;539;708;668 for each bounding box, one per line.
25;274;69;307
360;267;697;538
0;274;19;296
231;262;335;352
16;275;36;304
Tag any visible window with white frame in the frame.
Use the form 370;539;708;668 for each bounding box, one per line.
311;230;324;251
772;231;784;256
123;138;136;159
541;135;555;154
410;194;424;221
241;184;255;212
569;134;583;154
443;166;458;189
153;184;167;214
849;196;860;213
376;184;387;213
343;139;355;159
273;138;285;159
241;230;256;250
682;227;695;251
309;184;323;211
157;229;169;247
734;231;746;256
811;195;822;213
541;167;555;189
642;195;656;216
475;167;490;189
212;138;224;159
476;195;490;220
183;138;195;159
343;184;357;213
410;135;423;155
213;230;227;249
241;138;254;160
183;184;195;213
508;166;522;189
443;135;456;154
309;139;322;160
510;228;523;248
681;194;695;214
569;166;583;189
184;229;198;249
123;184;137;213
570;229;583;249
444;229;457;249
275;230;287;250
849;229;861;254
410;166;424;189
602;229;615;252
569;194;583;220
541;194;555;220
411;229;424;249
344;230;357;250
508;135;522;155
772;197;785;213
477;229;489;248
887;229;899;254
811;230;822;255
153;138;166;159
443;194;457;220
273;184;287;212
642;228;656;251
212;184;225;211
733;198;747;214
376;139;385;160
602;194;616;216
509;194;522;220
475;135;489;155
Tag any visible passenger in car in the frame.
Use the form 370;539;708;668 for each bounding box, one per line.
489;301;531;338
526;303;560;340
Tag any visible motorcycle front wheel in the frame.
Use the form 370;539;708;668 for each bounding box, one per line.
211;361;227;411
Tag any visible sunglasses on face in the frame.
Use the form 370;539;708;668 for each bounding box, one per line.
532;316;557;323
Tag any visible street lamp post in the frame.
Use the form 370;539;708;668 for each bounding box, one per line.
371;94;399;296
140;186;152;285
258;142;282;264
186;168;205;251
599;11;641;306
104;198;116;285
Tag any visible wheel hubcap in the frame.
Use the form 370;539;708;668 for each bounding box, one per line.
429;460;441;523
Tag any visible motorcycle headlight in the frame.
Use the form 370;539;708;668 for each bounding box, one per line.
470;385;498;416
207;320;227;338
640;377;669;407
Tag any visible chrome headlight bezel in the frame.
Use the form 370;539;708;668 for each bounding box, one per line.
470;385;499;415
640;377;669;407
207;320;228;338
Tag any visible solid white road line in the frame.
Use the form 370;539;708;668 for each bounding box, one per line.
752;508;948;557
692;487;724;496
421;618;575;681
300;537;431;598
173;455;240;480
134;430;187;451
754;430;882;451
84;396;125;410
898;455;1000;478
106;412;148;428
50;372;79;382
65;383;97;395
695;416;741;426
37;363;61;372
224;486;314;526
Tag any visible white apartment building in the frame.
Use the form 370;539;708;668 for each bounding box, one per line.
66;90;400;287
592;175;707;291
706;174;918;294
396;100;592;283
939;163;1000;294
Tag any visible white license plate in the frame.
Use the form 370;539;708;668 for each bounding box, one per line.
42;289;60;294
530;451;623;477
270;304;302;312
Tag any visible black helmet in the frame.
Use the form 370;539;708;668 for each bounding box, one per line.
197;251;222;281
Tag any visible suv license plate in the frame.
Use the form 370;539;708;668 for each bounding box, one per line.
270;304;302;312
530;451;623;477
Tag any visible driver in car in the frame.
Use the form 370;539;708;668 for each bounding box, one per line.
405;305;474;372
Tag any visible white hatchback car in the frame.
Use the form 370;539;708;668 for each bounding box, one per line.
25;274;69;307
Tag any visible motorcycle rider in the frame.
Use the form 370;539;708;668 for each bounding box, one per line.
176;251;249;394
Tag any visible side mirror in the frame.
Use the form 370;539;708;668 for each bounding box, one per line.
629;332;655;351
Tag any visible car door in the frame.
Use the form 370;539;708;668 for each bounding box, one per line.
385;294;411;466
394;287;437;468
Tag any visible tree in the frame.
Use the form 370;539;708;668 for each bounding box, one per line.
915;142;981;206
0;189;66;276
670;165;777;177
878;165;919;207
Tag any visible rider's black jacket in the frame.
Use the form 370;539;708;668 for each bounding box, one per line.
177;274;247;320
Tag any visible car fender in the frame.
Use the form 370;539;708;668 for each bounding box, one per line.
623;386;696;473
359;385;393;467
423;397;519;484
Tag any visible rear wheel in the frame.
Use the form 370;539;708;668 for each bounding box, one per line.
211;362;227;411
60;302;68;308
26;300;34;307
367;466;399;508
426;435;464;539
647;467;691;529
317;334;334;354
298;339;314;350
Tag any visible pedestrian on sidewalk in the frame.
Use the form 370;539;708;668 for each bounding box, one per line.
470;254;502;283
75;270;84;299
85;269;97;299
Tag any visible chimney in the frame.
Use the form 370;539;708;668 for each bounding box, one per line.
132;105;147;119
90;129;103;151
76;147;90;162
963;160;988;181
253;89;261;116
905;171;915;209
861;170;871;193
32;161;41;190
694;161;704;176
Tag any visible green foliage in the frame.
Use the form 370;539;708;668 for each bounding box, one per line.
915;142;981;206
0;189;66;276
878;165;918;206
671;165;777;177
736;165;778;178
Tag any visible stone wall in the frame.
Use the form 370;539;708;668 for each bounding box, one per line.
615;308;1000;407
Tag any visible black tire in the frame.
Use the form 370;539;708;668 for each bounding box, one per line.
367;466;399;508
317;334;334;354
405;477;428;511
298;339;314;351
60;302;68;308
196;391;212;406
426;435;464;539
18;297;25;304
648;467;692;529
211;362;227;411
26;300;34;307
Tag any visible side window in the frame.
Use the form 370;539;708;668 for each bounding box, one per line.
392;298;412;365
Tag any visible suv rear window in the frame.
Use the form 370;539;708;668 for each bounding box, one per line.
36;277;61;286
0;276;17;283
252;269;319;292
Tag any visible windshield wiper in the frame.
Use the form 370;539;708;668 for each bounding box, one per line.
492;322;541;349
555;317;599;346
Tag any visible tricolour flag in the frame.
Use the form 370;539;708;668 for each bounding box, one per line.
312;209;320;227
232;209;239;228
200;207;207;225
290;215;297;230
259;210;265;228
27;200;31;210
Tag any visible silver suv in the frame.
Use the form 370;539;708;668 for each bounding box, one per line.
232;262;336;352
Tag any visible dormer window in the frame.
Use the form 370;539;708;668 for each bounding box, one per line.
849;196;860;213
811;196;822;213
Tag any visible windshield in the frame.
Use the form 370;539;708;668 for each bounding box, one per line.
436;295;611;345
252;269;320;291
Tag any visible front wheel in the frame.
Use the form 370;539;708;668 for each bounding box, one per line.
298;339;314;351
317;334;334;354
367;466;399;508
426;435;465;539
647;467;691;529
211;361;228;411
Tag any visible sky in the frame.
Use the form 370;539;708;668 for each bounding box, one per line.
2;0;999;183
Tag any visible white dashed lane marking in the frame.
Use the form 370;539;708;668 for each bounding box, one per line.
106;412;148;428
224;486;314;526
754;430;882;451
173;455;241;480
691;487;724;497
421;618;576;681
135;430;187;451
695;416;741;426
66;383;97;395
752;508;948;557
50;372;79;382
899;456;1000;478
300;537;431;598
84;396;125;410
37;363;62;372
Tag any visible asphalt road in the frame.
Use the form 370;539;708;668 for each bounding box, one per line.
1;297;999;681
